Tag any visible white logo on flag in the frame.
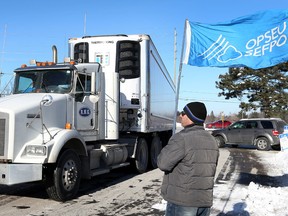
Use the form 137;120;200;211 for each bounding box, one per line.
199;35;242;63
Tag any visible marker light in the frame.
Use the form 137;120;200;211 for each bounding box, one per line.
29;59;37;65
65;123;72;129
36;61;56;67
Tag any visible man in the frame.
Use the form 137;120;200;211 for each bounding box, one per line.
157;102;219;216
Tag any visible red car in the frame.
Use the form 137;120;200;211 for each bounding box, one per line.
205;120;232;129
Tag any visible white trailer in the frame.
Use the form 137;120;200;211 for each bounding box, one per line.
0;34;175;201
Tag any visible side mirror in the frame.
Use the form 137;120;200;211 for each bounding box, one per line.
89;95;99;103
91;72;96;94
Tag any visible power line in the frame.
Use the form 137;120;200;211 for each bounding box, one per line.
179;97;240;104
1;24;7;70
181;90;221;95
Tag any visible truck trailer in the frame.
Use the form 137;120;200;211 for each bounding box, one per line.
0;34;176;201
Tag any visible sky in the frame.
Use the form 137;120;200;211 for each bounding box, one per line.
0;0;288;116
152;150;288;215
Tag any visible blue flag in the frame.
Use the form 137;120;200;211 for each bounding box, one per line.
183;10;288;69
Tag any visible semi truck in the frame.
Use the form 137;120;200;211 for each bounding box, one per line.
0;34;176;201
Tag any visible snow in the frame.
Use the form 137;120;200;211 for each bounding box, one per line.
238;151;288;216
152;151;288;216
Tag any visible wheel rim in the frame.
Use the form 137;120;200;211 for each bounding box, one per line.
61;159;78;191
257;139;268;150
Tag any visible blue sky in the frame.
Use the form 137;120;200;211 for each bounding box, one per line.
0;0;287;115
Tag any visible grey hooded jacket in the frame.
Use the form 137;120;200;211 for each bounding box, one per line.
157;124;219;207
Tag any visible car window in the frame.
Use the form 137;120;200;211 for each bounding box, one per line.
276;121;286;131
260;121;274;129
231;121;246;129
246;121;258;129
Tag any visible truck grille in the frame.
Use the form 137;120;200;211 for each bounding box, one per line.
0;119;5;156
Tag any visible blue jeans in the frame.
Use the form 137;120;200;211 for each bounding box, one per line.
165;202;211;216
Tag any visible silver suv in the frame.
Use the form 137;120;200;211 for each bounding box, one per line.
212;118;287;151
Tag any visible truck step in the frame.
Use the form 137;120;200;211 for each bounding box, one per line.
90;162;130;177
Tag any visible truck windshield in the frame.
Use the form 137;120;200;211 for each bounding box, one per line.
14;69;73;94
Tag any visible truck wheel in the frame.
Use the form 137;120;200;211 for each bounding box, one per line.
150;135;162;169
44;149;81;201
256;137;270;151
214;136;225;148
135;138;148;173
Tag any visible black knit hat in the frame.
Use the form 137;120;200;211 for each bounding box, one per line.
183;102;207;124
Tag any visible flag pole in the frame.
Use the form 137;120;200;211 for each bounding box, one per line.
173;19;188;134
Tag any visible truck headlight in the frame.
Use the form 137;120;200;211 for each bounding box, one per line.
26;145;46;156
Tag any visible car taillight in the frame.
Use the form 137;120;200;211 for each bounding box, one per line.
272;130;279;136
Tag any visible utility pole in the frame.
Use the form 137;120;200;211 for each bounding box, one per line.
173;28;177;85
84;13;87;35
0;24;7;95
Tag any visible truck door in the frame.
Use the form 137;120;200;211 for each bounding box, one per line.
75;73;96;130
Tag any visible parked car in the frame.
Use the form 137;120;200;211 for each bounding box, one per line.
211;118;287;151
205;120;232;130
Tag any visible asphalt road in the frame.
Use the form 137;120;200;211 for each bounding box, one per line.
0;147;279;216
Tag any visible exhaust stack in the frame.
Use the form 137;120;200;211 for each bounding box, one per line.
52;45;58;64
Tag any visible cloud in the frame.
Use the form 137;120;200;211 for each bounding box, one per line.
217;45;242;63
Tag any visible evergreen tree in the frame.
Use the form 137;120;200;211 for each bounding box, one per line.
216;63;288;118
210;111;216;122
249;111;260;118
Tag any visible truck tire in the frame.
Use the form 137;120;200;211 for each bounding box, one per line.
135;138;148;173
150;135;162;169
44;149;81;201
256;137;270;151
